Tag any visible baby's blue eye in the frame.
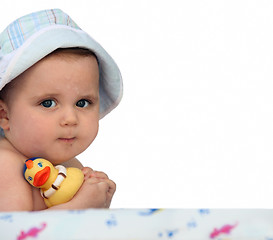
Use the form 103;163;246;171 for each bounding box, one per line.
76;99;90;108
38;162;43;167
28;176;33;181
41;100;56;108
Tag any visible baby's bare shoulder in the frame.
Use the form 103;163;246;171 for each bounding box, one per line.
0;145;25;171
0;137;26;162
0;139;33;211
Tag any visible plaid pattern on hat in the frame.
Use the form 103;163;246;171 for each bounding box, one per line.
1;9;81;55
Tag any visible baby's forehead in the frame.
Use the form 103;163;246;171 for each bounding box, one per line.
45;48;98;61
1;51;99;101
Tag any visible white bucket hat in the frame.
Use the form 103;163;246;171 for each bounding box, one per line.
0;9;123;119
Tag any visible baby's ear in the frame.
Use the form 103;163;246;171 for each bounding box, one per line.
0;100;9;130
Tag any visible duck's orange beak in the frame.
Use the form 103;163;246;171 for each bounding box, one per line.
33;166;50;187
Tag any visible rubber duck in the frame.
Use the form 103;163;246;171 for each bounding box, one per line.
23;157;84;207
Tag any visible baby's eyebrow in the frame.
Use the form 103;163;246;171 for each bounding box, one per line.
81;94;99;101
30;93;60;100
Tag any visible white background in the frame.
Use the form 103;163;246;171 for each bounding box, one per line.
1;0;273;208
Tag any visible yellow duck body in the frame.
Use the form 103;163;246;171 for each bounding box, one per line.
23;157;84;207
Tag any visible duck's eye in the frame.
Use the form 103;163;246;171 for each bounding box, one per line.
38;162;43;167
28;176;33;181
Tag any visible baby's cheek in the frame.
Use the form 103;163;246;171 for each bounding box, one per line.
22;122;52;151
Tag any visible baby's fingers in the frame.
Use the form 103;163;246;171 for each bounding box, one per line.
86;177;101;184
85;178;116;194
101;179;116;208
82;167;94;180
91;171;109;179
103;179;116;195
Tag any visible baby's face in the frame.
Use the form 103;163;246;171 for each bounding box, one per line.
4;53;99;164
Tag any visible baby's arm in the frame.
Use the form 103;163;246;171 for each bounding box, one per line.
0;152;33;211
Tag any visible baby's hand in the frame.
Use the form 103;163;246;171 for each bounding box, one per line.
79;167;116;208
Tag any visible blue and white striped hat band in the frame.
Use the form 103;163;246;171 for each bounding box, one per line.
0;9;123;119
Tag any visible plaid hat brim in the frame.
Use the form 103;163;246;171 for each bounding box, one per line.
0;9;123;118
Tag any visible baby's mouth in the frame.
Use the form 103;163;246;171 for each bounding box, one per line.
58;137;76;143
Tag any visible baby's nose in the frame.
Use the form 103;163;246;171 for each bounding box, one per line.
60;107;78;126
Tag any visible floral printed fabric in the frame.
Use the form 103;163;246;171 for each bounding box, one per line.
0;209;273;239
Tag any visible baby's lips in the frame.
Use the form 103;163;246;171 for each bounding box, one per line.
33;166;50;187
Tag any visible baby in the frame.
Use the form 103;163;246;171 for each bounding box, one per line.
0;9;123;211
